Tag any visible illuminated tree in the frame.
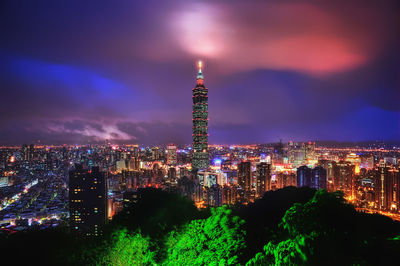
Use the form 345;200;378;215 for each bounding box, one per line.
246;234;314;266
99;228;156;266
164;206;246;265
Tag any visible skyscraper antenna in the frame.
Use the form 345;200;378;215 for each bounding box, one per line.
197;60;204;79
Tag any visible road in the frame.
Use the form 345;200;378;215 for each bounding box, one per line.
355;208;400;222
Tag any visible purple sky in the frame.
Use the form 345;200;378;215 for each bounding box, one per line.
0;0;399;145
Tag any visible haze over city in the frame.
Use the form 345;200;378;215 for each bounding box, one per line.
1;0;399;145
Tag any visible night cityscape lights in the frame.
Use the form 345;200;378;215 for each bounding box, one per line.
1;0;399;264
0;69;399;263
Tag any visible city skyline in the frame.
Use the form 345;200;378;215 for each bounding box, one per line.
0;0;399;145
1;2;400;264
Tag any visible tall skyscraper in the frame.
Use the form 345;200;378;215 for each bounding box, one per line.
151;147;160;161
297;165;327;190
333;161;354;197
375;162;400;210
303;142;315;163
69;165;107;237
256;162;271;197
21;144;28;161
192;61;209;170
167;167;177;182
167;144;178;166
311;166;327;190
297;166;312;188
238;161;252;192
29;144;35;161
276;173;296;189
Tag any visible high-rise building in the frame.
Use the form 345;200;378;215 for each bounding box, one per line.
21;144;28;161
116;159;127;172
222;184;238;205
311;166;327;190
69;165;107;237
288;142;305;167
128;157;139;170
206;184;223;206
192;61;209;170
256;162;271;197
333;161;354;197
297;165;327;190
167;167;177;182
297;166;312;188
167;144;178;166
303;142;315;163
276;173;296;189
197;171;224;187
388;167;400;210
318;160;335;191
179;167;189;178
151;147;160;161
375;162;400;210
29;144;35;161
238;161;252;192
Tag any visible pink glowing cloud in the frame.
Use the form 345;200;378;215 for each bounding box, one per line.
170;2;376;75
46;120;133;141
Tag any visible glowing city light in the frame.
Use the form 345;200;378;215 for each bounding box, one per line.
355;164;360;174
213;159;222;165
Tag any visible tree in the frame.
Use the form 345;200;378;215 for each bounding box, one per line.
164;206;246;265
98;228;156;266
238;186;316;260
246;234;315;266
280;189;355;237
110;188;202;239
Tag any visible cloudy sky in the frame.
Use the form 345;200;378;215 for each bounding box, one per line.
0;0;399;145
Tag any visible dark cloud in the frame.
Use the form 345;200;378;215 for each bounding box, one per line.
116;121;190;146
0;120;98;145
0;0;399;144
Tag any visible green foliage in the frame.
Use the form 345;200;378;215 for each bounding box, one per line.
110;189;202;239
280;189;354;237
3;188;400;265
164;206;246;265
98;228;156;266
246;234;315;266
238;186;316;261
245;245;273;266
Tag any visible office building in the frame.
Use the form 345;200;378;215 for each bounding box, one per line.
375;162;400;210
297;166;312;188
238;161;252;192
311;166;327;190
334;161;354;197
167;144;178;166
69;165;107;237
256;162;271;197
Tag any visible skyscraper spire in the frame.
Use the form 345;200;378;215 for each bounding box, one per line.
197;60;204;80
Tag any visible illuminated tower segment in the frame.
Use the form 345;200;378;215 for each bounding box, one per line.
192;61;209;169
